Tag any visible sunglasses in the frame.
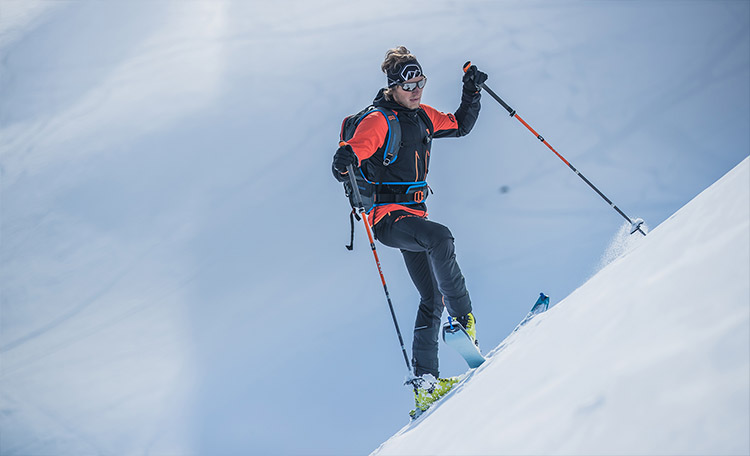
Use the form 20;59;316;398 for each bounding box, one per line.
398;77;427;92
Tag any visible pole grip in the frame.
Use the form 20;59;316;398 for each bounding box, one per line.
463;61;515;116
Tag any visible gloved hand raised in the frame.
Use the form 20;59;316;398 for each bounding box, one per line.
462;63;488;93
332;144;359;181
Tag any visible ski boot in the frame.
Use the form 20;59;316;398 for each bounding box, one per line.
455;313;477;346
408;374;460;419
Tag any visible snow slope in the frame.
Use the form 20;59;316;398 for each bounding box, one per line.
373;158;750;455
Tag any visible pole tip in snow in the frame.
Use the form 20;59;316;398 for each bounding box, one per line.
630;218;646;236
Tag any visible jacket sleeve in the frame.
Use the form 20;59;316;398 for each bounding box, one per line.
422;88;481;139
341;111;389;163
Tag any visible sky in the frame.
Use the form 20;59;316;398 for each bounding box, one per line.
1;1;749;455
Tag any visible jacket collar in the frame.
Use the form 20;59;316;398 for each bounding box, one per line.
372;88;418;113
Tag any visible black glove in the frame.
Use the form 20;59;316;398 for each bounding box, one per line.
332;144;358;179
462;64;488;93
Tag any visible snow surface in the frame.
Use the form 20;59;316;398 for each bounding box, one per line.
373;157;750;455
1;1;748;455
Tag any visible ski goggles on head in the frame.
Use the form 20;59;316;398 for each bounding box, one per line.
398;76;427;92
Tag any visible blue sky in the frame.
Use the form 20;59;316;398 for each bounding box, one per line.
1;1;748;455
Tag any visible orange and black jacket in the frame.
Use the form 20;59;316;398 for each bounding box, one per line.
343;87;481;225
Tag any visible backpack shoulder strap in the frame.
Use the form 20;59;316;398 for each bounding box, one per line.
379;109;401;166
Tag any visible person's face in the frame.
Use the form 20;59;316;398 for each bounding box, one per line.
392;75;426;110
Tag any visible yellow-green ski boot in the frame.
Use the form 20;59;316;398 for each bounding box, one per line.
456;313;477;345
408;374;460;419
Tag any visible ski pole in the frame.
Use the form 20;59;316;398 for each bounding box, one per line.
464;62;646;236
346;165;413;376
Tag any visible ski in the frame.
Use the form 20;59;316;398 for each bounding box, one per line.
409;294;551;420
513;292;550;332
442;293;550;369
442;320;485;368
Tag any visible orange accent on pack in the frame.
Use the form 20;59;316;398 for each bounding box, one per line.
414;150;419;181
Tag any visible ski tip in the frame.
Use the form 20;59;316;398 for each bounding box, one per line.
534;293;550;307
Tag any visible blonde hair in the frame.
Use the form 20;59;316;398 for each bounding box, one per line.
381;46;418;100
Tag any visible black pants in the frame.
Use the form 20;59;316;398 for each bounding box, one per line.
375;212;472;378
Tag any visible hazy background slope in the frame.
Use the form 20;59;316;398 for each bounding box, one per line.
1;1;748;454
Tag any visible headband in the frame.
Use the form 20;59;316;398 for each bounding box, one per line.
386;59;423;87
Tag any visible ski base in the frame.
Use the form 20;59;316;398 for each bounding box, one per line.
442;322;485;368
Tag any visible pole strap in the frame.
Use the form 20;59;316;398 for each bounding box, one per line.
345;209;361;251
